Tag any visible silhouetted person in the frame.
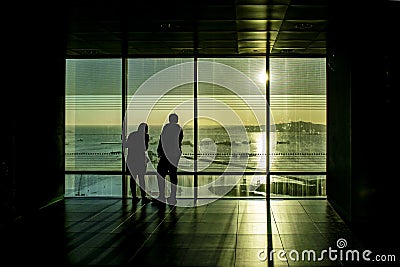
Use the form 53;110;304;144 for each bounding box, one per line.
155;113;183;205
124;122;150;203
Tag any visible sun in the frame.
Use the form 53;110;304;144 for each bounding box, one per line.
258;71;268;84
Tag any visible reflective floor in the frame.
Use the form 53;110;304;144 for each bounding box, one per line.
2;198;377;266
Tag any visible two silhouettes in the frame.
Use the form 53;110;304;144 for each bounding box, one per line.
125;113;183;206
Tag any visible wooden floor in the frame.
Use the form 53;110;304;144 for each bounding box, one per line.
1;197;380;266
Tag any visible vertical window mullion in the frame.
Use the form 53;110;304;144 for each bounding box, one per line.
122;57;127;199
121;8;128;198
266;55;271;201
194;57;198;203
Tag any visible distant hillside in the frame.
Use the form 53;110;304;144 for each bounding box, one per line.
271;121;326;132
187;121;326;133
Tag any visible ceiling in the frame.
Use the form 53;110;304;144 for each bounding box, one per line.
66;0;328;57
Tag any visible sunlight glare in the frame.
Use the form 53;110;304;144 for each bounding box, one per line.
258;71;268;84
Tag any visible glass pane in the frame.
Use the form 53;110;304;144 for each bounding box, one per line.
65;174;122;197
270;175;326;198
126;58;195;201
198;175;266;200
65;59;122;172
269;58;326;172
127;174;194;200
198;58;267;173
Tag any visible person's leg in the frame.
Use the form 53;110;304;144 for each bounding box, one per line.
156;157;168;202
167;164;178;205
137;173;147;198
130;175;140;202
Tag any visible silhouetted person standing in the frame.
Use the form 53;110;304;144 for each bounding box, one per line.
155;113;183;205
125;122;150;203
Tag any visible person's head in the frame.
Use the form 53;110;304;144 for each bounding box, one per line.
138;122;148;133
169;113;178;124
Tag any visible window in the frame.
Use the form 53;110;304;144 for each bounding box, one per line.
126;58;194;199
65;59;122;196
65;57;326;199
197;58;267;199
269;58;327;197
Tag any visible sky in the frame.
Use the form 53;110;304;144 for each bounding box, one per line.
65;58;326;126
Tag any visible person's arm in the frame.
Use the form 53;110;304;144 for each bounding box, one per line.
178;128;183;150
145;133;149;151
157;135;163;157
123;133;130;150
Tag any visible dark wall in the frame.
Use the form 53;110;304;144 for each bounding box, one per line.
1;3;67;224
326;39;352;220
327;1;398;248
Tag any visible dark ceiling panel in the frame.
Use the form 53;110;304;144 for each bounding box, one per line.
197;5;236;20
237;0;290;4
197;20;236;31
236;5;268;20
236;20;282;31
309;40;326;48
279;20;327;32
239;40;268;48
276;31;319;40
198;31;237;40
66;0;328;56
285;5;327;20
274;40;311;48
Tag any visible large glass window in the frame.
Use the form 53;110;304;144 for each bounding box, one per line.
64;57;326;199
197;58;267;198
269;58;326;198
65;59;122;197
126;58;194;199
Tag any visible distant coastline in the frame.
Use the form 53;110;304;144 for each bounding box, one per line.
66;120;326;133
